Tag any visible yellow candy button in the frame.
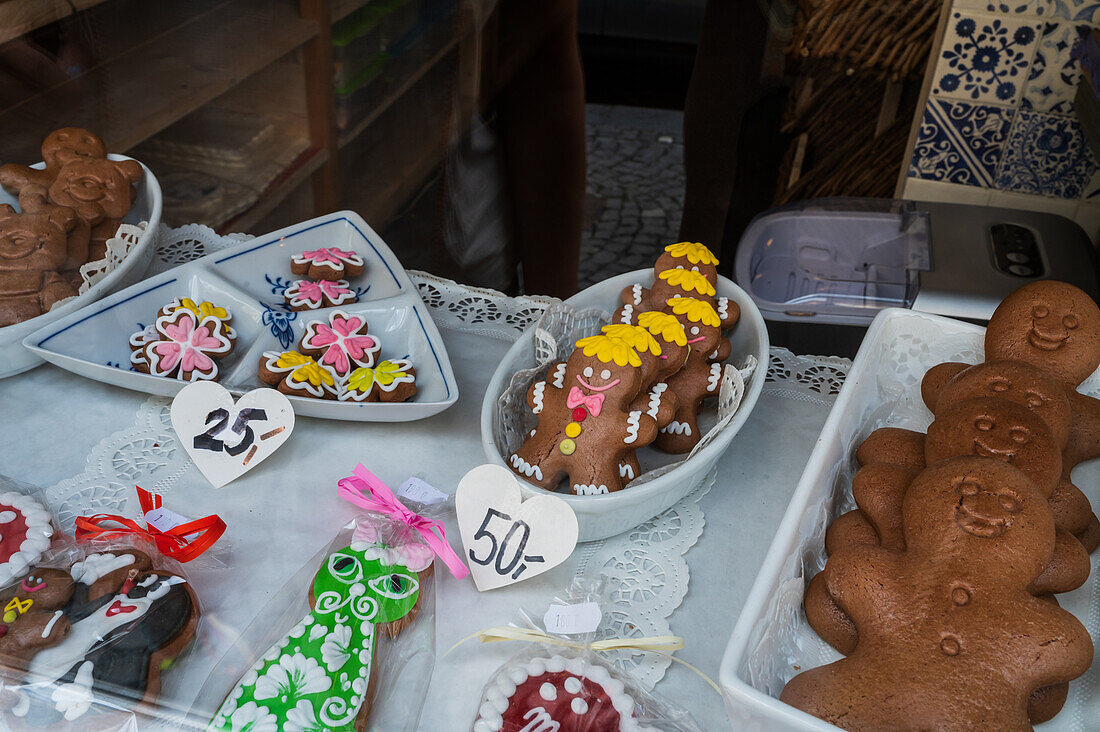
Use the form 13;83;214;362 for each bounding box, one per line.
565;422;581;438
559;439;576;455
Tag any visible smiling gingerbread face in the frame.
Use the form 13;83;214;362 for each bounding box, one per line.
0;204;75;273
42;127;107;169
903;457;1052;578
935;360;1072;448
565;338;644;407
985;281;1100;387
926;397;1061;497
48;157;142;220
665;296;722;357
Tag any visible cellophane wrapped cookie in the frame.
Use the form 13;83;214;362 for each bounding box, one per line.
0;534;202;730
471;582;702;732
204;495;443;732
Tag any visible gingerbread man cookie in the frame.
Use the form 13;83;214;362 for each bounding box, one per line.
786;457;1094;731
654;296;736;453
298;310;380;379
0;128;107;195
284;279;357;312
258;350;338;399
291;247;365;281
615;242;719;322
340;360;417;403
511;334;657;495
135;309;234;382
0;569;73;680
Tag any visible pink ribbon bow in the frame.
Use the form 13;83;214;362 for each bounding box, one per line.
566;386;605;416
337;464;469;578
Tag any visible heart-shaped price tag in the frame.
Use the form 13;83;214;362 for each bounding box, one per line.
170;382;294;488
455;464;578;591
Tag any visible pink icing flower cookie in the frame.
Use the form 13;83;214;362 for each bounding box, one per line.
284;279;357;312
298;310;381;378
290;246;365;280
258;350;338;399
340;359;417;403
138;310;234;382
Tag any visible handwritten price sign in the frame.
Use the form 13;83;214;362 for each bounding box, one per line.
171;382;295;488
456;465;578;591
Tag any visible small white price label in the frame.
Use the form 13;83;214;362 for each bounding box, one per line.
145;506;191;533
455;465;578;591
397;477;448;506
544;602;602;635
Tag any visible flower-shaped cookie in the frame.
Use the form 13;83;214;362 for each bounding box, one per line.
290;247;365;280
298;310;381;378
136;310;234;381
258;350;337;399
340;360;417;403
284;279;357;312
158;297;236;339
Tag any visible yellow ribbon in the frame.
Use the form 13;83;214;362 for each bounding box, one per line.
445;625;722;695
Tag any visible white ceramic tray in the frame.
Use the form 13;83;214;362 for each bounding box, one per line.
0;155;161;378
480;270;770;542
720;307;1100;730
24;211;459;422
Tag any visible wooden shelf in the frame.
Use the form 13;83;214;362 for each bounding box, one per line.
337;13;460;149
219;145;327;233
0;0;109;45
331;0;370;23
0;0;318;162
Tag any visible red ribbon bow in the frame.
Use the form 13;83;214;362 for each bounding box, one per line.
74;487;226;563
566;386;604;416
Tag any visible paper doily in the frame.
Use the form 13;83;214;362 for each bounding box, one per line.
44;224;852;690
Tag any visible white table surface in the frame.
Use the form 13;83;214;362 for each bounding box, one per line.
0;326;840;730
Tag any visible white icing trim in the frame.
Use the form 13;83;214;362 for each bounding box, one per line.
551;363;567;389
0;492;54;587
301;309;381;374
510;454;544;482
717;297;729;320
573;484;609;495
285;279;357;310
70;552;136;584
707;362;722;392
291;247;365;270
146;311;232;382
631;283;643;306
624;411;641;444
660;421;692;436
531;381;546;414
41;610;63;639
619;463;634;479
620;304;634;324
646;383;667;419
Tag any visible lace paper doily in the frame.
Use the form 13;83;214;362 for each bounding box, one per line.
45;224;852;690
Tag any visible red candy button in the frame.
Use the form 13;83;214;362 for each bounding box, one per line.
572;407;587;422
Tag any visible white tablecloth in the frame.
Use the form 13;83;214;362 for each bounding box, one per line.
0;225;851;730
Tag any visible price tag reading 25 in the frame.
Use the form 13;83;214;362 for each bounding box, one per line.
467;508;545;580
455;465;579;591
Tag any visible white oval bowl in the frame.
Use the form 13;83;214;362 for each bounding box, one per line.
481;270;770;542
0;154;162;378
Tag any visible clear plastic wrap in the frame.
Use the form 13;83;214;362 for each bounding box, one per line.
469;581;704;732
0;535;201;730
0;473;59;589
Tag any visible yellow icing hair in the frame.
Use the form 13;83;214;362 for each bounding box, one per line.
666;297;721;328
275;351;313;369
636;311;687;346
575;334;641;367
601;324;662;357
664;241;718;266
659;268;716;297
179;298;229;320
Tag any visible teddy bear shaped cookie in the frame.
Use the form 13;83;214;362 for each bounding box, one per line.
653;296;737;453
0;128;108;195
511;334;658;495
0;203;79;327
785;457;1094;731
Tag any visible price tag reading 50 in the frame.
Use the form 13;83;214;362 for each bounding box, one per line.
455;465;579;591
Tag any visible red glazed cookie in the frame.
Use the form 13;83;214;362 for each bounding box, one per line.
0;492;54;587
473;654;649;732
298;310;380;379
258;350;338;399
340;360;417;403
137;309;234;382
511;334;657;495
785;457;1094;731
284;279;357;311
290;247;365;280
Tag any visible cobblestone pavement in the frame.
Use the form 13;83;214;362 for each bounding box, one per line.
578;104;685;290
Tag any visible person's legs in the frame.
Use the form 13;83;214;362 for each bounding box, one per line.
499;2;585;298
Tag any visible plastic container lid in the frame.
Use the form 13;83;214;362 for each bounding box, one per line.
735;198;932;326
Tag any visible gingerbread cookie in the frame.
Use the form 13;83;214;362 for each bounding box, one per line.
0;128;107;195
299;310;380;379
615;241;720;324
340;360;417;403
37;156;142;261
0;203;79;327
284;279;357;312
137;309;234;382
785;457;1093;731
258;350;338;399
0;569;73;679
156;298;236;340
510;334;657;495
291;247;365;281
209;522;433;732
473;654;653;732
0;492;54;587
654;296;735;453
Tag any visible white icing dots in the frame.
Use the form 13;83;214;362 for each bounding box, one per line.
571;697;589;715
0;511;15;523
539;682;557;701
564;676;582;694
